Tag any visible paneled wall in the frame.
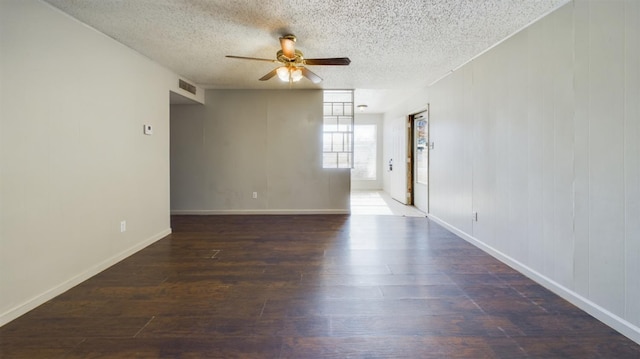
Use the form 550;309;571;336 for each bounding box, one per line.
170;90;350;214
418;0;639;343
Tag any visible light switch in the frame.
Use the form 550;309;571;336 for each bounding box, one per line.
143;124;153;135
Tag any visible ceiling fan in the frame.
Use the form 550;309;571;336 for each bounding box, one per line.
226;34;350;84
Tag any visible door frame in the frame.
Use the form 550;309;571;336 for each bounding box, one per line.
406;115;413;205
408;105;430;212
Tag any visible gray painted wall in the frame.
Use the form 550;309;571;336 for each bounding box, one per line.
0;0;201;325
396;0;639;343
170;90;350;214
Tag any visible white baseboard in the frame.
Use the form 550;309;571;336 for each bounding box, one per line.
0;228;171;327
171;209;350;215
427;214;640;345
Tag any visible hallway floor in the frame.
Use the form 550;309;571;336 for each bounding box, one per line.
351;190;425;217
2;215;639;358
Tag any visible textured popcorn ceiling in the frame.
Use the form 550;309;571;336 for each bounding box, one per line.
43;0;568;112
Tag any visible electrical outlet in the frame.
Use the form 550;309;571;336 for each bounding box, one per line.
120;220;126;232
252;192;258;199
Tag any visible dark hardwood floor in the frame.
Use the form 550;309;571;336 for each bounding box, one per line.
1;215;639;358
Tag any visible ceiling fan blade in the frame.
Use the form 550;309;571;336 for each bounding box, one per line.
305;57;351;66
301;67;322;84
226;55;278;63
259;68;279;81
279;35;296;59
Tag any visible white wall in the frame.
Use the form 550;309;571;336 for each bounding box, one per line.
0;0;201;325
352;113;383;190
383;90;429;205
382;115;408;204
170;90;350;214
397;0;639;343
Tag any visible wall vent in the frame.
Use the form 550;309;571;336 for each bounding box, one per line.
178;79;196;95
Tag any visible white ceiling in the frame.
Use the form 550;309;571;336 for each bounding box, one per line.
43;0;568;113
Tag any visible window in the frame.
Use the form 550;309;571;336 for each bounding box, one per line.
352;124;377;180
323;90;353;168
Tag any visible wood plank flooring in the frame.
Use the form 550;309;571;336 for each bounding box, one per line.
2;215;639;358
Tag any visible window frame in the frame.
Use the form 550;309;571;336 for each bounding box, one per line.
322;90;354;169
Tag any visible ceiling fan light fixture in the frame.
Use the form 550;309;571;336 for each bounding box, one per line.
276;66;303;82
291;68;303;82
277;66;290;81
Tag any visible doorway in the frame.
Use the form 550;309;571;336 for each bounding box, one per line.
409;107;429;213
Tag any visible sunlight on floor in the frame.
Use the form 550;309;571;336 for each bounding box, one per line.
350;190;426;217
350;191;393;215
